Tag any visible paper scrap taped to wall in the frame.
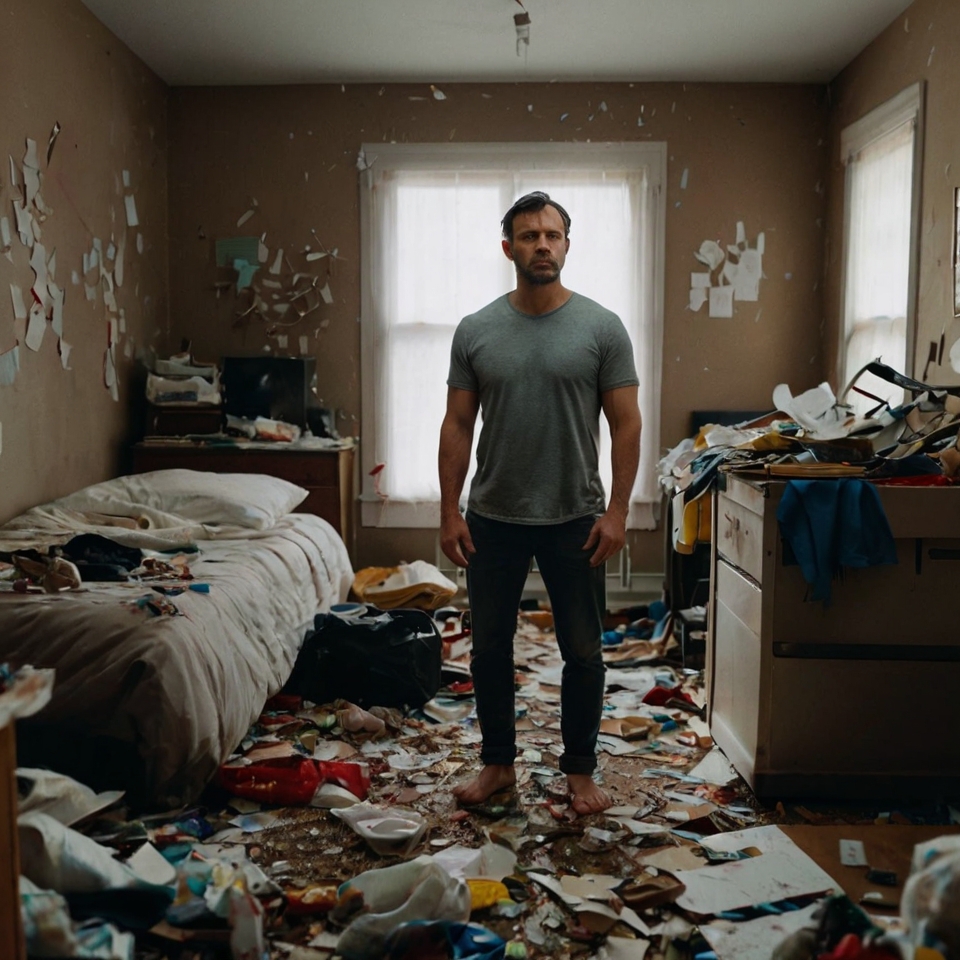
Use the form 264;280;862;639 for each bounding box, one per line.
514;9;531;56
950;336;960;375
690;221;765;318
0;346;20;386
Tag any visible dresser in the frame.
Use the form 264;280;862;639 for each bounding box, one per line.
707;473;960;799
131;441;355;555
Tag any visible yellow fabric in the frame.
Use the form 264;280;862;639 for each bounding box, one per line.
739;432;794;451
673;492;712;555
352;563;457;610
466;878;511;911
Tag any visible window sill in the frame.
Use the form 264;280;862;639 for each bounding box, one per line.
360;497;658;530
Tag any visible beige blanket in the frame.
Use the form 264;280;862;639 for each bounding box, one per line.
0;513;352;808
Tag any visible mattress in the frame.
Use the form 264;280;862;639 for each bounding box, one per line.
0;512;352;808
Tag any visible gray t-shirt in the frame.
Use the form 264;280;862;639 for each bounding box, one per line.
447;292;639;524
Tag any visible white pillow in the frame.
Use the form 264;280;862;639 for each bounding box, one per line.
56;469;309;530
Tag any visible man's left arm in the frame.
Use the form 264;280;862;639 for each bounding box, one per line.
583;385;642;567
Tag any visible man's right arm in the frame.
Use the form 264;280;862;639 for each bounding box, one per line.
438;386;480;567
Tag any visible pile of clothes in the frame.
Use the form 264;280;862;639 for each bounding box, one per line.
661;361;960;559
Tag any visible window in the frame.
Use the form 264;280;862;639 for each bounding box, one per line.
840;84;923;415
359;142;665;529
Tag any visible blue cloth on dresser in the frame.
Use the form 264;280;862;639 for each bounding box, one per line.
776;478;898;604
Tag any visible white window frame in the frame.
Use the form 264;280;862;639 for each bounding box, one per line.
838;82;925;391
358;141;666;528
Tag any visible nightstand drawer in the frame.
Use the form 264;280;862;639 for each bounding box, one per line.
225;453;339;487
130;443;355;555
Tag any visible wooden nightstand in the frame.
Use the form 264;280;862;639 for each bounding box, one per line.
131;441;356;556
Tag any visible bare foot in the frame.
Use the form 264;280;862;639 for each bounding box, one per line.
452;764;517;806
567;773;612;816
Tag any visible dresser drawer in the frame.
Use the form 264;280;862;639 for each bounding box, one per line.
221;453;339;487
716;558;762;636
297;488;344;533
716;493;764;584
133;447;340;487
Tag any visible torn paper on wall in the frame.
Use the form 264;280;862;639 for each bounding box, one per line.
9;155;19;200
50;284;64;337
23;139;40;208
216;237;260;267
30;242;49;309
949;336;960;375
234;258;258;292
46;122;61;164
13;200;34;248
734;248;762;301
104;343;119;402
689;221;765;317
688;288;708;312
10;284;27;323
514;10;531;55
694;240;724;272
124;194;139;228
26;303;46;351
0;345;20;386
708;286;734;319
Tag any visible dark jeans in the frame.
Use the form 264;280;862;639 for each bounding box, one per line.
465;510;606;776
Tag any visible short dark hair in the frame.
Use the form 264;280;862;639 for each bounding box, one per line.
501;191;571;241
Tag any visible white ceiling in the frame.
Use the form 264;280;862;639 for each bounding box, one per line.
80;0;913;87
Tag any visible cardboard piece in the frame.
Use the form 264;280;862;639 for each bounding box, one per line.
674;826;839;916
699;900;821;960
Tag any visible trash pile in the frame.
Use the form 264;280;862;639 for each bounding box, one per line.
13;608;960;960
661;362;960;522
145;353;221;407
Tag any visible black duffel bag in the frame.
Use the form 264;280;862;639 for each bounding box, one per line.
284;606;443;709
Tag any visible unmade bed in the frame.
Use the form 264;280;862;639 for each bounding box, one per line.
0;469;353;808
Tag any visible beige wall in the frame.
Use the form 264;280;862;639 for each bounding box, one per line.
0;0;169;524
825;0;960;389
168;81;829;570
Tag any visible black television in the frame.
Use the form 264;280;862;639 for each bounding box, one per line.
221;356;316;428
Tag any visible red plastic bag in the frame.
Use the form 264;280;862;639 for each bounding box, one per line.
642;684;695;707
317;760;370;800
219;757;321;805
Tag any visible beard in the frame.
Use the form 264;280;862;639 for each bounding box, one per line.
515;256;561;286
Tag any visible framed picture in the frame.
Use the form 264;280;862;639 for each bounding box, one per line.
954;187;960;316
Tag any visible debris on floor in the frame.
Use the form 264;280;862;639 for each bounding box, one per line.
13;614;960;959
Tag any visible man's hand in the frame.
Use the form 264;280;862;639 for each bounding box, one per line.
582;511;626;567
440;513;476;568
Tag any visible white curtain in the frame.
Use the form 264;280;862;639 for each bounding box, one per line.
843;121;914;414
363;145;663;529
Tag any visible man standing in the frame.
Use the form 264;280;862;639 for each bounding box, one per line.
439;191;642;816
